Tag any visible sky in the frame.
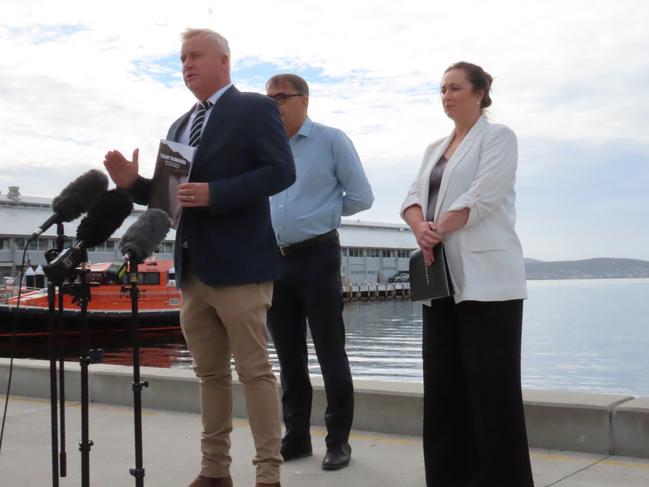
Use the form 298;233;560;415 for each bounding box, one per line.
1;0;648;261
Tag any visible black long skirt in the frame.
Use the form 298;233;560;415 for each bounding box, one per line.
422;298;534;487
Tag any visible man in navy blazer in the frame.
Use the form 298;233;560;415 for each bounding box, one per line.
104;28;295;487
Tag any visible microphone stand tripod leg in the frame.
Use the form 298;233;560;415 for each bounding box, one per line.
47;283;60;487
128;275;147;486
57;289;67;476
75;268;99;487
54;222;67;477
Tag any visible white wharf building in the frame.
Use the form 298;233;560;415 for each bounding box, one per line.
0;187;417;284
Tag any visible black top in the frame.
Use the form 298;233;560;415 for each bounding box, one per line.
426;156;448;221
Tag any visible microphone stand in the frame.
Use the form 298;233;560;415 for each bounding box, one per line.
44;222;70;486
67;259;102;487
46;265;60;487
126;260;148;486
56;224;67;478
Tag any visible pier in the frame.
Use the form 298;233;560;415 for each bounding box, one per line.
343;282;410;301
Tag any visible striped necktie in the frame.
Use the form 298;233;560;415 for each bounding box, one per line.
188;100;212;147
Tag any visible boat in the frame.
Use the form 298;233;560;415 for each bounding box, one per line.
0;259;182;351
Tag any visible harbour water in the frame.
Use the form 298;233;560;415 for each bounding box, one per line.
521;278;649;395
97;278;649;396
3;278;648;395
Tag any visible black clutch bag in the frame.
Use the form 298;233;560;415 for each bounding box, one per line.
409;244;452;302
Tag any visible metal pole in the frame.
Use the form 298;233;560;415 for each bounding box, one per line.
47;282;60;487
128;265;147;486
58;279;67;477
55;224;67;477
77;267;93;487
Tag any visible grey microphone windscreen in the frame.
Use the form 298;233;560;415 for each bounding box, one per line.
118;209;172;263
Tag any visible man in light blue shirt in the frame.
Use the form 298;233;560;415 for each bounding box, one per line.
266;74;373;471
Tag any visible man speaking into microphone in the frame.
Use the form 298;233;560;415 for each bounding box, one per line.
103;29;295;487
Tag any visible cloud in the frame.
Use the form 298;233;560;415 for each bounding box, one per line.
1;0;648;259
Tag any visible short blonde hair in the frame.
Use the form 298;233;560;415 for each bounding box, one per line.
182;28;230;57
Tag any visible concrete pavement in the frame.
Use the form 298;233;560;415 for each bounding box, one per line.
1;396;648;486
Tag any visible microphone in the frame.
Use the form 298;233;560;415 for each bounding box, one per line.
119;209;172;264
28;169;109;243
108;209;172;280
76;189;134;248
43;189;134;284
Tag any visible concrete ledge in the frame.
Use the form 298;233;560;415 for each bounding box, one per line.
523;389;633;455
0;358;83;401
314;378;424;436
90;364;202;414
613;397;649;458
2;359;646;457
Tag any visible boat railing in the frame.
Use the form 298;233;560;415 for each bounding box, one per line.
90;289;180;299
0;287;48;308
1;288;180;303
0;287;47;300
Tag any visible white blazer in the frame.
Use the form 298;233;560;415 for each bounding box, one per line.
401;115;527;303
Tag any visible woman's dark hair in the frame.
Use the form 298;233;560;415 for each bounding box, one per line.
444;61;493;109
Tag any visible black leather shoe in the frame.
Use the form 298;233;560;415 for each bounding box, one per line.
281;440;313;461
322;442;351;471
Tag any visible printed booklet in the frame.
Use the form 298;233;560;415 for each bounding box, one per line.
149;139;196;229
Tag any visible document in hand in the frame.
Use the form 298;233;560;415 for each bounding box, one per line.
409;244;452;304
149;139;196;229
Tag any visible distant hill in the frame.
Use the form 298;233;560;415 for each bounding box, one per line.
525;258;649;279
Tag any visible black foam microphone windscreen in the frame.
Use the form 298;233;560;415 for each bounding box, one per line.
43;189;133;284
51;169;109;220
29;169;109;242
119;209;171;263
76;189;134;247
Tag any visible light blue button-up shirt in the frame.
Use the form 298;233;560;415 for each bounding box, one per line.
271;117;374;245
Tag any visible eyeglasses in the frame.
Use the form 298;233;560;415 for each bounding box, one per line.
268;93;303;105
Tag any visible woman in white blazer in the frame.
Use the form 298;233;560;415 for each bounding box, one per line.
401;62;534;487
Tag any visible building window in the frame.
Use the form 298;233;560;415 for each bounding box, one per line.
349;248;364;257
0;238;10;250
381;249;392;258
160;241;174;253
106;240;115;250
139;272;161;285
36;237;50;250
341;248;348;256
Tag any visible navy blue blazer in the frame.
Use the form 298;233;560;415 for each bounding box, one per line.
130;86;296;287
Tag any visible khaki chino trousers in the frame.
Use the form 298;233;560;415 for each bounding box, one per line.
180;271;283;484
